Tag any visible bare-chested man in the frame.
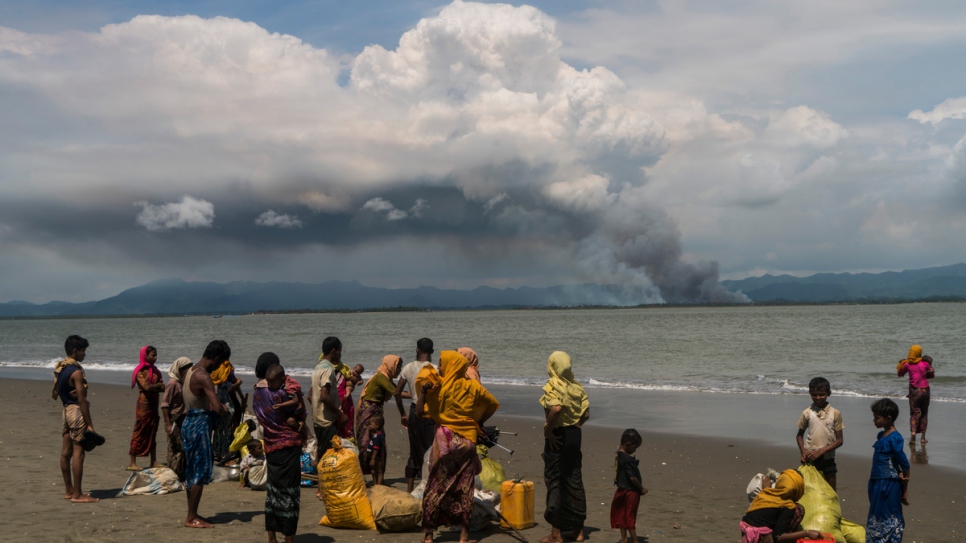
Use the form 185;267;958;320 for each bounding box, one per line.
56;335;99;503
182;340;229;528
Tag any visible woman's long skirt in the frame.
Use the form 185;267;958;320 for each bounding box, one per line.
421;426;481;531
867;478;904;543
265;445;301;537
356;399;383;475
543;425;587;532
908;385;930;435
128;392;160;457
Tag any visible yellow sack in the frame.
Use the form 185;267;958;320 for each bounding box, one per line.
797;464;845;543
477;444;506;492
367;484;422;532
840;519;866;543
318;436;376;530
230;422;252;458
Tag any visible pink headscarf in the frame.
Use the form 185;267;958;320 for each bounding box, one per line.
131;345;162;388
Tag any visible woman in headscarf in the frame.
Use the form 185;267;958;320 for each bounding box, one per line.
897;345;936;445
457;347;481;382
253;357;303;543
539;351;590;543
161;357;192;481
416;350;500;543
128;345;165;470
356;355;402;475
739;469;822;542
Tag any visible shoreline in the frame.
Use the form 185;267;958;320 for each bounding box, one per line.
3;376;963;541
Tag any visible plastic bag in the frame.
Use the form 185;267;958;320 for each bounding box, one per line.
317;436;376;530
839;519;866;543
230;421;253;459
797;464;845;543
301;451;317;487
368;484;422;532
477;444;506;492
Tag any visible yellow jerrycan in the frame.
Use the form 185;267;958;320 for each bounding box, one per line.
500;479;534;529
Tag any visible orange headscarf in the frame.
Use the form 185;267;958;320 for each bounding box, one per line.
361;355;402;398
746;469;804;513
458;347;480;382
416;350;499;442
897;345;923;372
210;360;234;386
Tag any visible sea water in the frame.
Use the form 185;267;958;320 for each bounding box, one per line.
2;303;964;468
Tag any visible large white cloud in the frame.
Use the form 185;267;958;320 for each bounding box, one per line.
135;196;215;231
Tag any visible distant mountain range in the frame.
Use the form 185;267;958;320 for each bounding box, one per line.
720;263;966;303
2;263;964;317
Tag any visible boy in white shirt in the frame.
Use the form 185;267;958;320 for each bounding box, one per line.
796;377;844;490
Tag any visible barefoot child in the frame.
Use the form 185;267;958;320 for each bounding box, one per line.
367;414;387;485
611;429;647;543
55;335;100;503
866;398;910;543
796;377;844;490
239;439;265;488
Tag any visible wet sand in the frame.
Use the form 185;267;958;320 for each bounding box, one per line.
4;377;963;542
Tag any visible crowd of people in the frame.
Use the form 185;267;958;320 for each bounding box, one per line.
52;334;934;543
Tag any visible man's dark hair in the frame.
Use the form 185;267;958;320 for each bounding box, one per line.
620;428;642;446
64;335;89;356
255;352;280;379
416;337;434;354
322;336;342;356
871;398;899;421
808;376;831;394
202;339;231;364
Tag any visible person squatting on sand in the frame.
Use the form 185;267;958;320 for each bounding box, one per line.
54;334;99;503
540;351;590;543
416;350;500;543
162;357;192;481
866;398;911;543
897;345;935;446
796;376;844;491
181;339;230;528
254;360;304;543
128;345;165;470
357;354;402;477
395;337;436;492
610;429;647;543
739;469;822;542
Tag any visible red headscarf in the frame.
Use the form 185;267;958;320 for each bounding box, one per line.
131;345;162;388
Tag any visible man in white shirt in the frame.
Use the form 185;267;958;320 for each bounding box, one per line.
394;337;436;492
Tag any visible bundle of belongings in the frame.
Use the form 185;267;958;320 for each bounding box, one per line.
318;436;376;530
121;467;184;496
368;484;423;532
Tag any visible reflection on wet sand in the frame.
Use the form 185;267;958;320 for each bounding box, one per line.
910;441;929;465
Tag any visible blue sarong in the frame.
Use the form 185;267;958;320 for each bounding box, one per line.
182;409;217;490
867;478;904;543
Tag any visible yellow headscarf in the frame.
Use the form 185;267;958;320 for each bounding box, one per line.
897;345;923;372
416;350;499;442
210;360;234;386
539;351;589;427
319;353;352;379
746;469;804;513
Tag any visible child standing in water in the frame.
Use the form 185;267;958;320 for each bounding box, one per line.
367;414;387;485
866;398;910;543
796;377;844;490
610;428;647;543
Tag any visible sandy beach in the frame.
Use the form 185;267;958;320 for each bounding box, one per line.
4;376;963;542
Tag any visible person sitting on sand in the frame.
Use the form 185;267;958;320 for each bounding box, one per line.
128;345;165;471
540;351;590;543
55;335;100;503
182;340;229;529
740;468;822;542
416;350;500;543
239;439;266;488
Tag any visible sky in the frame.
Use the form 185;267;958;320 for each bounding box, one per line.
2;0;966;304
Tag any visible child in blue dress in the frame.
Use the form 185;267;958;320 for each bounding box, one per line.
866;398;910;543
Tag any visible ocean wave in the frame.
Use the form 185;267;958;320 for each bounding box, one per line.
3;360;963;402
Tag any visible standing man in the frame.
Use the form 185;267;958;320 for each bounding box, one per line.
311;337;348;463
182;340;229;529
55;335;99;503
395;337;436;492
